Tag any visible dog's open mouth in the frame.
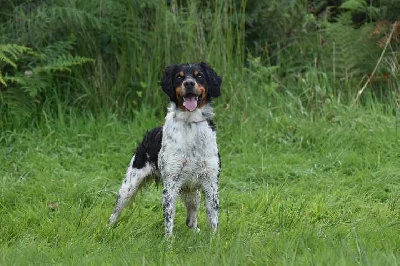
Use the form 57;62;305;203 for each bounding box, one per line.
182;94;200;112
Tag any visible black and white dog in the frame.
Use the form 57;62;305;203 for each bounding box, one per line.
108;62;222;236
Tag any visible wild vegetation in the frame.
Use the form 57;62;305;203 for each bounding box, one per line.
1;0;399;264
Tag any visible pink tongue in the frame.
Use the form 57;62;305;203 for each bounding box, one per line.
183;96;198;111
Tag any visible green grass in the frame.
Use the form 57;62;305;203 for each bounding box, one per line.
1;100;399;265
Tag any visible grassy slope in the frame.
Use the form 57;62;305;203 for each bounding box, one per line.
0;101;399;265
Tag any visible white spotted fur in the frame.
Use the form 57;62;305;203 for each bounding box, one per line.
108;103;220;236
160;103;219;236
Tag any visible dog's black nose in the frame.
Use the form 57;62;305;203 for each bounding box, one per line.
183;80;195;88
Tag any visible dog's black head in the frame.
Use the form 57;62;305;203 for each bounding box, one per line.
161;62;222;112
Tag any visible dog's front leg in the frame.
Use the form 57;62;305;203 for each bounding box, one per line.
162;177;181;237
202;178;219;232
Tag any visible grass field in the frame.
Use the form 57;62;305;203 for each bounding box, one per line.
1;99;399;265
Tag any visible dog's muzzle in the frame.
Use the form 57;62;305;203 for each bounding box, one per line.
182;78;200;111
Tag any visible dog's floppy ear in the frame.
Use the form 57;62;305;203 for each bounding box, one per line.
161;64;177;102
200;62;222;98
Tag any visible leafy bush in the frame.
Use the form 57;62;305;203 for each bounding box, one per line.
0;0;399;129
0;0;246;129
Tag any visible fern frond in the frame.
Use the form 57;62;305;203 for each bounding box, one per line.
325;15;381;78
5;74;49;97
0;44;33;59
0;44;35;87
0;71;6;86
41;39;76;61
35;54;94;73
4;75;28;86
0;51;17;68
340;0;380;20
0;44;33;68
340;0;366;12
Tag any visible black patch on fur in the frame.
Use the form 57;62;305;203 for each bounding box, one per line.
114;194;121;207
207;120;217;131
162;189;171;224
132;127;163;169
213;197;219;211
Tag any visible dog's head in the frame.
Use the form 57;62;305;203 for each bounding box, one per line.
161;62;222;112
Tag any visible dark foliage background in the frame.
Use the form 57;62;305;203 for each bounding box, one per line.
0;0;399;129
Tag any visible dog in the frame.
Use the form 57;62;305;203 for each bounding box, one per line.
108;62;222;237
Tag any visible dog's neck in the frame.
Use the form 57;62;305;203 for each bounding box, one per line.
166;102;214;123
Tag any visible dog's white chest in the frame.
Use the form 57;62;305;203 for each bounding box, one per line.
158;106;219;185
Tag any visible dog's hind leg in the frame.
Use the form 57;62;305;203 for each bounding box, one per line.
108;156;154;227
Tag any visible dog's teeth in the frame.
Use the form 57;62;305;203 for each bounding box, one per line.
183;97;186;101
196;96;198;100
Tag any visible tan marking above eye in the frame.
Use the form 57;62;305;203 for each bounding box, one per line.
194;71;202;78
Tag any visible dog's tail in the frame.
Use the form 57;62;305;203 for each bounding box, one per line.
108;127;163;227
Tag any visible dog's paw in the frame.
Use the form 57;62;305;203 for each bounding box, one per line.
192;227;200;233
107;214;118;228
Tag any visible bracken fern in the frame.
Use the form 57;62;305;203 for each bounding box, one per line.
0;44;34;86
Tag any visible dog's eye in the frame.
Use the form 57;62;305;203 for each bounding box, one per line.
196;74;202;79
177;76;183;80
